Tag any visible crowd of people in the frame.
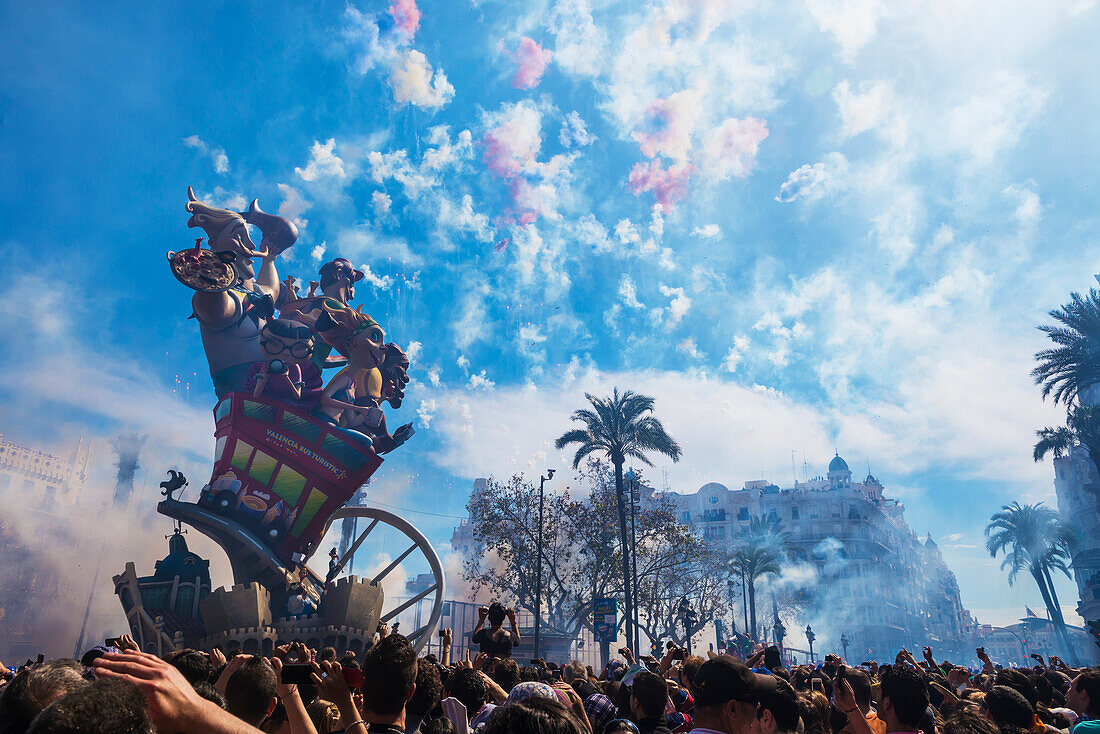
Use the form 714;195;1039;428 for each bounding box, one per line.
3;609;1100;734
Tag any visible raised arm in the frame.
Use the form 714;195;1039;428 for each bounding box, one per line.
507;607;522;645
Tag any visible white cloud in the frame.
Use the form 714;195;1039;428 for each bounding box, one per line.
389;49;455;109
722;335;751;372
437;194;495;243
676;337;705;359
659;284;692;325
775;153;849;203
618;275;645;309
372;191;392;217
310;242;327;263
183;135;229;174
358;263;394;290
427;366;442;387
805;0;886;62
1004;183;1041;228
454;281;490;350
296;139;347;182
417;398;437;428
944;71;1048;164
276;183;311;229
693;224;721;238
405;341;422;362
336;227;422;266
559;111;595;147
833;80;906;145
547;0;606;76
468;370;496;391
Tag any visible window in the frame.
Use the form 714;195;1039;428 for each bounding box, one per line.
709;496;719;504
791;507;799;520
681;511;691;523
737;507;749;520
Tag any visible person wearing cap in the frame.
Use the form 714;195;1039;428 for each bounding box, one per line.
749;676;799;734
689;655;776;734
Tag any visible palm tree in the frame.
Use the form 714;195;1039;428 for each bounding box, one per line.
732;543;780;639
985;502;1079;663
1034;403;1100;477
747;514;792;556
1033;289;1100;406
556;389;682;653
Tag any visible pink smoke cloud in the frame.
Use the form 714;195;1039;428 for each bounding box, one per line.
627;159;693;210
482;101;572;227
507;37;553;90
631;90;700;162
389;0;421;38
702;117;769;180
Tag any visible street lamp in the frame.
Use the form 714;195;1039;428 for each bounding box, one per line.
534;469;555;660
841;633;850;661
805;625;816;664
626;468;641;653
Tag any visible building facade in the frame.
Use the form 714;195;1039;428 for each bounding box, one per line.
669;452;972;659
0;433;92;507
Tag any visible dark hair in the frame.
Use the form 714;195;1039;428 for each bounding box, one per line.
572;679;598;701
0;660;89;734
447;668;488;713
27;678;152;734
319;647;338;663
421;717;457;734
681;655;705;694
796;692;827;734
339;654;359;669
166;649;214;687
408;655;444;718
488;603;507;627
262;318;313;341
362;634;418;715
630;671;667;719
1076;670;1100;716
758;677;800;733
605;680;629;714
494;657;521;693
194;682;227;709
224;657;277;726
1029;672;1054;708
483;696;585;734
985;686;1034;730
519;666;540;683
994;669;1037;708
880;664;930;728
845;669;873;709
945;711;1001;734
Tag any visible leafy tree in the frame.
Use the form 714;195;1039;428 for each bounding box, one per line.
985;501;1079;663
732;543;781;639
1034;403;1100;478
463;463;693;655
555;389;682;651
1033;289;1100;406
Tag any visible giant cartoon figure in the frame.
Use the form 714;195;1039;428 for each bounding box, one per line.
162;188;414;601
169;187;298;398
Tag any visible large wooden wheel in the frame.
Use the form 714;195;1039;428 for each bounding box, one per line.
321;506;446;653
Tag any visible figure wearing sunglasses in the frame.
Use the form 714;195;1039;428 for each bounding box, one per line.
246;319;318;403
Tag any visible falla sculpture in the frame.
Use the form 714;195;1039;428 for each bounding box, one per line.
159;187;416;626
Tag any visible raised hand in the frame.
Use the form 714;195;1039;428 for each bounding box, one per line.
118;634;140;653
92;651;209;733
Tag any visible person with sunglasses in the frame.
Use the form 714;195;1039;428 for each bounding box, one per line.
246;319;318;404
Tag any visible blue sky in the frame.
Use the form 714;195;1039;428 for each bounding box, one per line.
2;0;1099;638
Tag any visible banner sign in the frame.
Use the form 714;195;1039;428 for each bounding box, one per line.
594;597;617;642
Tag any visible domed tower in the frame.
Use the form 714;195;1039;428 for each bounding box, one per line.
827;451;852;485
